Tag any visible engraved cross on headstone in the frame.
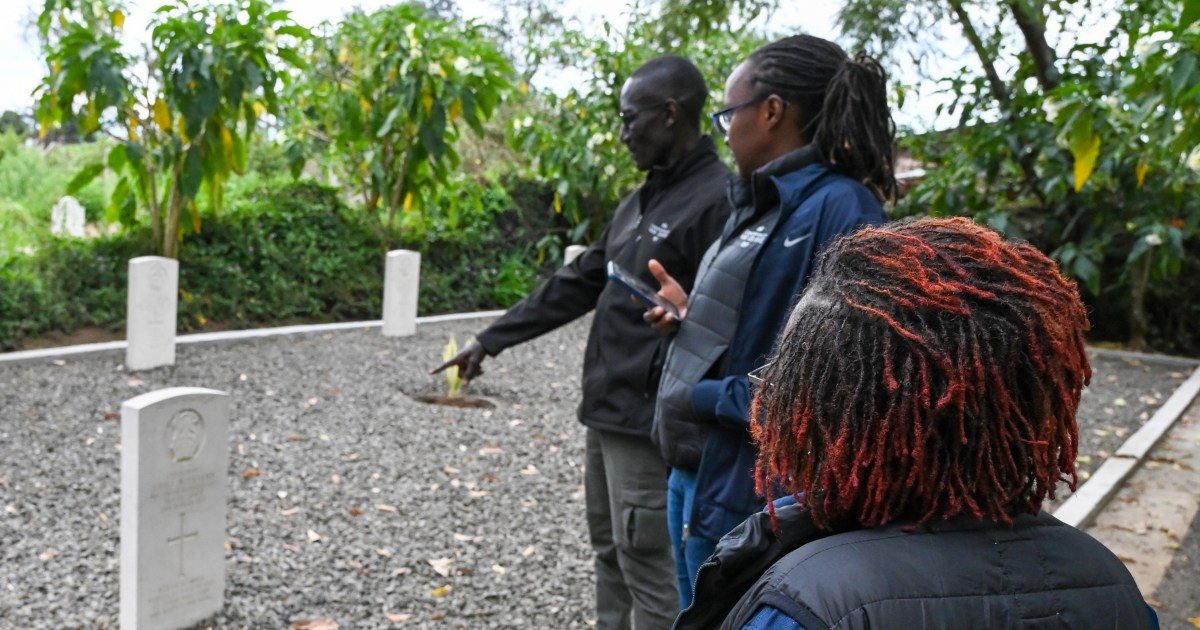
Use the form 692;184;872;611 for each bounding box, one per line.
166;512;199;577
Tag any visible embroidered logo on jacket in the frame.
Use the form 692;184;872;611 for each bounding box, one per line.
648;222;671;242
783;233;812;248
739;225;768;249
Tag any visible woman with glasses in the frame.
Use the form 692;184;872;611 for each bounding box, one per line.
677;218;1157;629
643;35;896;608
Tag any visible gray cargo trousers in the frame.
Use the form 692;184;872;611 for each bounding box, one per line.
585;428;679;629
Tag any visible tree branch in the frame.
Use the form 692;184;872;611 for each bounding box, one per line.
946;0;1010;105
1005;0;1060;91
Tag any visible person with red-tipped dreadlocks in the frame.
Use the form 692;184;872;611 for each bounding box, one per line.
643;35;894;607
676;217;1159;629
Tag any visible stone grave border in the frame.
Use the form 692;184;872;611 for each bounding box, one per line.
2;310;1197;531
0;310;504;367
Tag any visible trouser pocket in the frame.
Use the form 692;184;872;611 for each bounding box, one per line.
621;488;669;550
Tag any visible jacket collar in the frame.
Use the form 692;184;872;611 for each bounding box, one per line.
677;502;834;629
728;145;822;215
643;135;719;190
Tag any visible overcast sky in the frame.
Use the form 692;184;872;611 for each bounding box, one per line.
3;1;965;129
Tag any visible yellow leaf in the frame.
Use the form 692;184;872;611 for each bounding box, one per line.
553;192;562;214
436;64;448;78
518;81;529;96
448;99;462;122
153;99;172;133
1187;616;1200;628
177;114;189;143
221;125;234;161
188;80;196;91
1072;135;1100;192
112;9;125;29
360;96;372;113
1136;161;1148;188
127;116;139;141
337;45;350;64
432;585;452;597
197;314;208;327
53;59;61;73
403;192;414;213
422;93;434;115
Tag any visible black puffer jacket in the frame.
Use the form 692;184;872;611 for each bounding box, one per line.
476;138;730;437
678;503;1151;629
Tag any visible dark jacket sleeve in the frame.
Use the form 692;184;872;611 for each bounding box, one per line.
692;374;752;429
474;225;610;355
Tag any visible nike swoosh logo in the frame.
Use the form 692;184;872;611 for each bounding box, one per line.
783;234;811;248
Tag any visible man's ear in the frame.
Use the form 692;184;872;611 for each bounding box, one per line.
663;100;679;129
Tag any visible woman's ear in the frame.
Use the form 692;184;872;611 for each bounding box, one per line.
764;94;787;129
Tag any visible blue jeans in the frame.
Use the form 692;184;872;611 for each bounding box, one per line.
667;467;718;609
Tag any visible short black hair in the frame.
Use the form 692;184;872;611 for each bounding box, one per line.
629;55;708;130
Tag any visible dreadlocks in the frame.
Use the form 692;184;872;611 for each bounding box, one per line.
751;217;1091;530
747;35;897;203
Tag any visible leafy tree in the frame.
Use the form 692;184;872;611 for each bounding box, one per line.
286;3;514;246
34;0;308;258
0;112;30;137
840;0;1200;349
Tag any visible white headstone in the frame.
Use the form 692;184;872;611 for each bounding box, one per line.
564;244;587;266
126;257;178;370
51;196;86;238
121;387;230;630
382;249;420;337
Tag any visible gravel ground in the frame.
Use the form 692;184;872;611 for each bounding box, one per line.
0;318;1192;628
1;318;594;629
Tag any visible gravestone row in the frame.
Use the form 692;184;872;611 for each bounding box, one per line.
122;244;585;371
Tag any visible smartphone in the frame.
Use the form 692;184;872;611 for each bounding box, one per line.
607;260;680;318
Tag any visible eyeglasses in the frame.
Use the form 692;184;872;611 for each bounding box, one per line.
747;362;774;388
710;97;763;137
619;101;671;128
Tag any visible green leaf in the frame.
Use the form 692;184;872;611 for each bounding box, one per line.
107;144;127;171
1183;0;1200;31
124;141;145;166
66;163;106;194
231;132;247;175
285;140;306;179
420;103;447;160
106;177;132;224
275;25;310;39
276;48;307;70
377;105;403;138
1169;54;1196;99
1072;255;1100;295
179;147;203;200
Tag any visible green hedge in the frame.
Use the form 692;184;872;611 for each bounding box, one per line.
0;179;562;351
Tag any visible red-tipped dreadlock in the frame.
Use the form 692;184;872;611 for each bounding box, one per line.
751;217;1091;530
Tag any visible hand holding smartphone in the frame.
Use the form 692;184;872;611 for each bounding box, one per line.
607;261;680;319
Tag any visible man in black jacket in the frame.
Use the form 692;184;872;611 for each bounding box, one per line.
433;56;730;629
